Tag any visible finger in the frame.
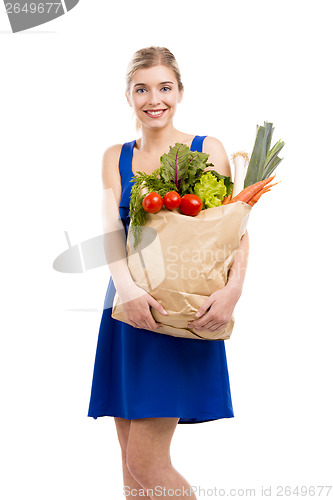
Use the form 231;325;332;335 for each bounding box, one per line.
144;319;161;331
146;316;163;330
141;309;162;330
189;311;214;329
210;320;229;332
152;322;163;330
192;319;219;331
148;296;168;316
209;324;224;332
203;320;220;330
128;320;141;329
130;312;162;331
195;297;214;318
194;323;224;333
128;316;148;330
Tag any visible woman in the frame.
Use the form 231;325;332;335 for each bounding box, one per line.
88;46;250;499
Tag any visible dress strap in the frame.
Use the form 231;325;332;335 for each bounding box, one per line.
190;135;207;153
118;140;136;187
118;140;136;224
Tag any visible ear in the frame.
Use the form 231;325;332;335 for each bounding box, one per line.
125;91;132;107
178;87;184;104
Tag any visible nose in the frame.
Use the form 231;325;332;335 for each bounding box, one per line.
148;88;161;106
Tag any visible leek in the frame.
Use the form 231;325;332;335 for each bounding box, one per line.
231;152;249;198
244;121;285;189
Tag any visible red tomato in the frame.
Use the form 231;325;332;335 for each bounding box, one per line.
142;192;163;213
163;191;181;210
179;194;203;216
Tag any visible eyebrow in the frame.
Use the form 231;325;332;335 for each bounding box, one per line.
133;81;175;87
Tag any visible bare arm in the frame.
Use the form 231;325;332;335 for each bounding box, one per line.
101;145;136;297
101;145;167;329
226;230;250;298
202;136;232;177
203;135;250;296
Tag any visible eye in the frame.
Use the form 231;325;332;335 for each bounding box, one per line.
136;88;146;93
161;86;171;92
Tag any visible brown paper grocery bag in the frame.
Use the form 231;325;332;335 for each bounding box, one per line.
112;201;251;340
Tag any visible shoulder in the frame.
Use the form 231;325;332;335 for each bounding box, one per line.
102;143;123;165
202;136;225;154
202;136;231;177
101;143;123;190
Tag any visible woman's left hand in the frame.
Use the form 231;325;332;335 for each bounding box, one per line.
188;285;242;333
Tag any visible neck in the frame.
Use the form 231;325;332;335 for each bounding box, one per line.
138;122;182;153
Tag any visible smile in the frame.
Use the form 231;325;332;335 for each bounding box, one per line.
143;109;167;118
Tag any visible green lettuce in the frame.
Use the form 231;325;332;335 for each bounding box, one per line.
193;171;227;209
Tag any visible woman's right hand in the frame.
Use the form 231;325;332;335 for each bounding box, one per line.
117;283;168;331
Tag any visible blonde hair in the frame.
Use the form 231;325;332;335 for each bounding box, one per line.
125;46;184;132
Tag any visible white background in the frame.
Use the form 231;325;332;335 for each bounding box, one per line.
1;0;332;498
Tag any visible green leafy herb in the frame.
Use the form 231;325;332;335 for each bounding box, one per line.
129;168;176;248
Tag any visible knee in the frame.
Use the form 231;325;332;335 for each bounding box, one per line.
126;447;168;485
126;447;147;482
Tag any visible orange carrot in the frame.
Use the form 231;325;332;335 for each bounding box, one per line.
222;193;232;205
247;181;280;206
230;175;276;204
248;188;271;206
231;175;275;203
222;187;233;205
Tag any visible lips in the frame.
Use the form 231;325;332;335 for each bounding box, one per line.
143;109;167;118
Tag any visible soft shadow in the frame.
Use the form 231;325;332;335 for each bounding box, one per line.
66;308;102;312
0;30;57;34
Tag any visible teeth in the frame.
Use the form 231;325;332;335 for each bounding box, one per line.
146;110;165;116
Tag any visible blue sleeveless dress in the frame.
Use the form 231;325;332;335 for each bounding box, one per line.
87;136;234;424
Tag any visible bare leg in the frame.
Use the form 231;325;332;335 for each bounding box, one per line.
114;417;151;499
126;417;197;499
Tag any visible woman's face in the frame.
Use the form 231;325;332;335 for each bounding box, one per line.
126;64;184;130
